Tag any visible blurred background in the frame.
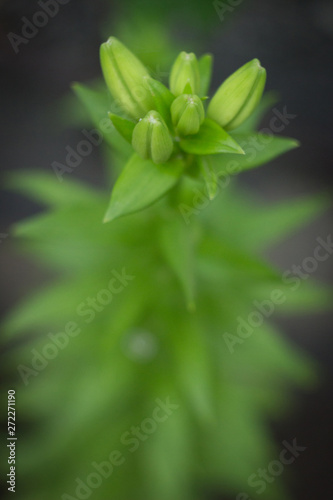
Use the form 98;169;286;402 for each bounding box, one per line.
0;0;332;498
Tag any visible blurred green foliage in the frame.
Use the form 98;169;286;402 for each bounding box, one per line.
3;105;331;500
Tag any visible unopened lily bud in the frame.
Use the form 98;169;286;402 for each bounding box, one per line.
171;94;205;136
207;59;266;130
169;51;200;96
132;111;173;164
100;37;155;120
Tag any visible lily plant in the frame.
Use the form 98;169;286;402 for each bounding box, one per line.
3;36;331;500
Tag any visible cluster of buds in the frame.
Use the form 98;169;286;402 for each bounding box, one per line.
100;37;266;165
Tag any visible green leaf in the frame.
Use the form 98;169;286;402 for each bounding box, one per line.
108;113;135;143
72;82;132;157
198;54;213;97
211;133;299;176
199;186;331;259
198;156;218;200
69;79;108;116
71;81;109;127
9;204;122;273
104;153;184;222
145;77;175;128
56;81;105;129
142;410;192;500
245;195;331;251
251;281;333;314
199;235;281;282
179;118;244;156
4;171;100;208
3;276;98;336
170;317;215;424
159;215;196;309
203;387;276;490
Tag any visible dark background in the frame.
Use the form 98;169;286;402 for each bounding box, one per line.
0;0;332;499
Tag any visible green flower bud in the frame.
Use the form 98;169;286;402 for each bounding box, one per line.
171;94;205;136
169;51;200;96
132;111;173;164
100;37;155;120
207;59;266;130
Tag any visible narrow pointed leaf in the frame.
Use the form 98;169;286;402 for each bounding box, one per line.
199;236;281;282
143;411;192;500
170;317;215;424
4;171;100;208
104;154;184;222
210;133;299;176
3;277;98;336
108;113;135;143
246;195;331;251
198;54;213;97
199;186;331;255
198;156;218;200
159;215;196;309
72;82;132;156
71;81;109;125
180;118;244;155
251;281;333;313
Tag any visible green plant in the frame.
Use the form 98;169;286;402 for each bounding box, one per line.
3;37;331;500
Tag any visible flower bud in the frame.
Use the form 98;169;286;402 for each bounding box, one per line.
171;94;205;136
100;37;155;120
207;59;266;130
132;111;174;164
169;51;200;96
